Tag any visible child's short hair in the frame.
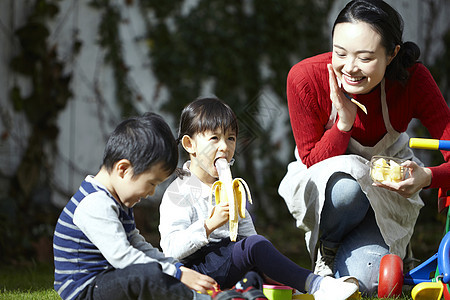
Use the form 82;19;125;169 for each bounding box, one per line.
102;112;178;176
177;97;238;143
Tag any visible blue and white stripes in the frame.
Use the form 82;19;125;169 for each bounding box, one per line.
53;179;135;300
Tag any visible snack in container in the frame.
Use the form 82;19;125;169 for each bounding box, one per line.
369;155;406;183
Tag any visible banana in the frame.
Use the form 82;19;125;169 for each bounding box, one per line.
210;158;252;242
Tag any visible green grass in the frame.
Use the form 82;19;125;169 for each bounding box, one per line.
0;290;60;300
0;262;413;299
0;263;59;300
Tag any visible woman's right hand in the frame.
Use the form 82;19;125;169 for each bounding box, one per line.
204;203;229;236
328;64;357;132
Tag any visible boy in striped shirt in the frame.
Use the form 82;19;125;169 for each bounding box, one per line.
53;112;217;300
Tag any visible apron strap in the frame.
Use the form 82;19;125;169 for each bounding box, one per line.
380;79;396;134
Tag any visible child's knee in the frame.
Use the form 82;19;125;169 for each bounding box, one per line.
246;235;270;248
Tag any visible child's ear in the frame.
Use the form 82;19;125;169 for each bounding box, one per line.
115;159;133;178
181;135;196;155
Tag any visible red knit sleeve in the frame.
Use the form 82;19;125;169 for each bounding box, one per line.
409;64;450;189
287;53;352;168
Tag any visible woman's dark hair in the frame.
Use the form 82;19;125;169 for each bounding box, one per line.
177;97;238;143
102;112;178;177
332;0;420;82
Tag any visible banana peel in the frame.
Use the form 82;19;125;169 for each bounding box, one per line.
210;158;252;241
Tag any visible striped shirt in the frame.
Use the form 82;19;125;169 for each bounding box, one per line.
53;176;180;300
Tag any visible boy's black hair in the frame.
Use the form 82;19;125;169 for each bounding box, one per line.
102;112;178;177
177;97;238;143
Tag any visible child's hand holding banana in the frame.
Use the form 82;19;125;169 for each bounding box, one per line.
208;158;252;242
204;202;229;237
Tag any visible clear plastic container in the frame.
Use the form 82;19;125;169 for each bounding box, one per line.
369;155;406;183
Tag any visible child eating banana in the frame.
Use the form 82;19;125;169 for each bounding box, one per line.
159;97;359;300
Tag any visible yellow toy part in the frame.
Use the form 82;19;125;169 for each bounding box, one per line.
409;138;440;150
411;282;443;300
210;158;252;242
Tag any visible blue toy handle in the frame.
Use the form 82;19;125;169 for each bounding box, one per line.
441;140;450;151
438;231;450;283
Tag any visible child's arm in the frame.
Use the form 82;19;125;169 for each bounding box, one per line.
74;193;181;278
159;190;210;259
237;208;258;236
179;266;218;293
160;182;258;260
128;227;184;266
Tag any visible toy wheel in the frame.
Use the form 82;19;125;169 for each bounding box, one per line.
378;254;404;298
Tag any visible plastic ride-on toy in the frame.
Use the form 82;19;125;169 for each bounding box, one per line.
378;138;450;300
378;188;450;299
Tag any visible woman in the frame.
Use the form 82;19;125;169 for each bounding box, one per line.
278;0;450;295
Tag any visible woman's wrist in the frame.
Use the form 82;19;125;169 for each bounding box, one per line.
337;119;353;132
421;167;432;189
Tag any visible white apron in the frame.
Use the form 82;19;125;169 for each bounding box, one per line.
279;80;424;261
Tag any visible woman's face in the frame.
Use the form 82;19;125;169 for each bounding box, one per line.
332;21;395;95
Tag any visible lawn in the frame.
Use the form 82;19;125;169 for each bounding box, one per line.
0;262;413;300
0;263;59;299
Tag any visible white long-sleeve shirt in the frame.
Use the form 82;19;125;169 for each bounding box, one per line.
159;161;257;260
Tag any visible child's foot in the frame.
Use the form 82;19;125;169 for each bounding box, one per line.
312;276;359;300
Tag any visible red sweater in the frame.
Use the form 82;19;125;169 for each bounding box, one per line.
287;52;450;189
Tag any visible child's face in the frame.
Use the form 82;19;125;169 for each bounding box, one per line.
114;162;170;208
188;128;236;184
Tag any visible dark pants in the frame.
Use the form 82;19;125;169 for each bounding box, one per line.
77;263;194;300
225;235;312;292
186;234;312;291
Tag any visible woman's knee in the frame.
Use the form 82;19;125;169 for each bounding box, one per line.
325;172;368;210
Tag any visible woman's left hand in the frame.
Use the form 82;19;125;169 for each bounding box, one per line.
373;160;432;198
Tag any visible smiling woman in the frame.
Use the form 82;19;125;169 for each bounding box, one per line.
332;21;398;96
278;0;450;296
